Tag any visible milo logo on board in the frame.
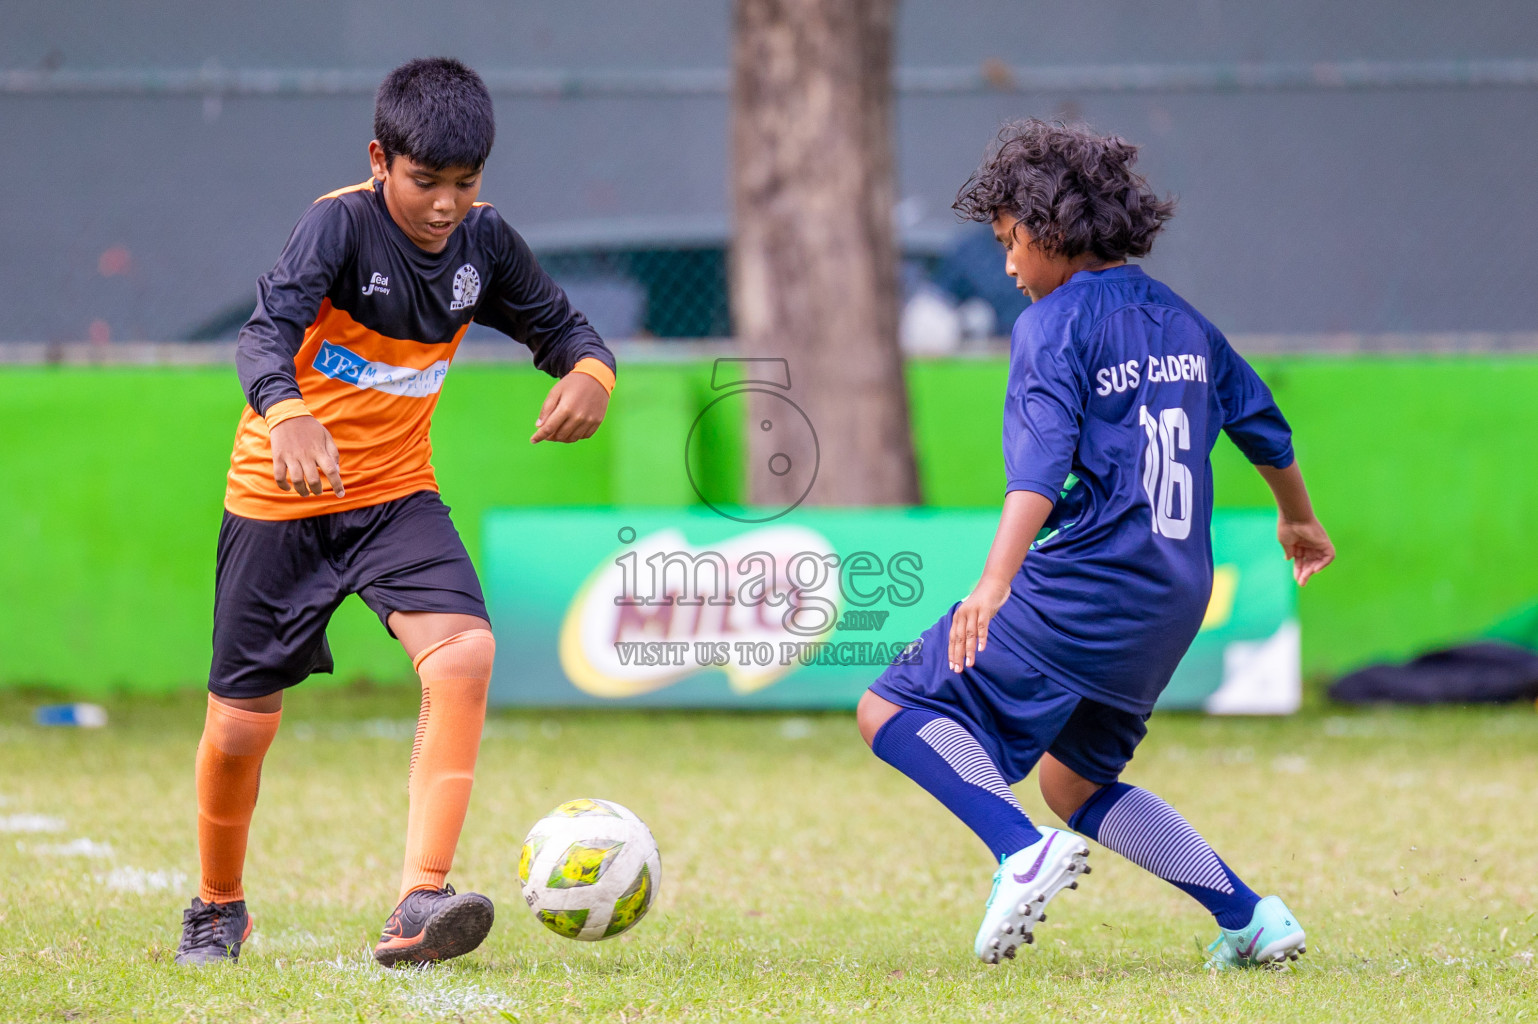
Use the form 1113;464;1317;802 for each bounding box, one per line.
558;526;927;698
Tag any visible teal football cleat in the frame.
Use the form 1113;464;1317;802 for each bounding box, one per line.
1204;895;1306;969
974;827;1090;963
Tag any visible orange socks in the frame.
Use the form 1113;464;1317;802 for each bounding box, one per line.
399;629;494;900
194;631;491;906
195;695;281;904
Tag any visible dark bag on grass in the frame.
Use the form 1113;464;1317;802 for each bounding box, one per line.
1328;641;1538;705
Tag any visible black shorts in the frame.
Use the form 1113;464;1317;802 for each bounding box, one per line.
210;490;488;699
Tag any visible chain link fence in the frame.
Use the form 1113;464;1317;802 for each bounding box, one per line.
513;241;958;346
475;241;955;345
187;239;953;346
532;247;732;340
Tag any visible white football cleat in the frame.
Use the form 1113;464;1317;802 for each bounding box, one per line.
1204;895;1306;970
974;826;1090;963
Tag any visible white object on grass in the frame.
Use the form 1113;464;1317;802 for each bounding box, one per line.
95;866;188;893
32;838;114;858
0;814;66;833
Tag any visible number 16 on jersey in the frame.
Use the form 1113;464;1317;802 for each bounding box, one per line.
1139;404;1193;540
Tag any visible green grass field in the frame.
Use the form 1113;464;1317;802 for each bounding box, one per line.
2;688;1536;1022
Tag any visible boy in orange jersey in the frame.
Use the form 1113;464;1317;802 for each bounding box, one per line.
174;58;616;967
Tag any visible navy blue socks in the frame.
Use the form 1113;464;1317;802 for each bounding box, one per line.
872;708;1042;861
1069;782;1261;929
870;708;1263;928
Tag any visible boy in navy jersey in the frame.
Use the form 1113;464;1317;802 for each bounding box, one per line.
858;121;1334;969
174;58;616;967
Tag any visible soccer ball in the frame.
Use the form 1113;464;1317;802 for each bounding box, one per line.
519;798;661;941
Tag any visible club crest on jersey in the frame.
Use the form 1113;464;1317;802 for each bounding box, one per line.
450;264;481;311
891;637;925;665
361;272;390;296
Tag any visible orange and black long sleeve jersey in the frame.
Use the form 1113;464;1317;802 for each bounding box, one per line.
227;179;615;521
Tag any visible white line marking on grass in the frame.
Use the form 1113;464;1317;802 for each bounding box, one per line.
94;866;188;892
0;814;66;832
399;976;518;1018
318;951;521;1017
262;928;332;953
31;838;115;858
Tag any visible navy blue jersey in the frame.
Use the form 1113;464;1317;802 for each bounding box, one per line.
991;265;1293;715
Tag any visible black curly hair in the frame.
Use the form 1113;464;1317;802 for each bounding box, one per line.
954;119;1176;261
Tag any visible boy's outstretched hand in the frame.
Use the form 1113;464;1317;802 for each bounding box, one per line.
531;372;609;444
271;415;344;497
1256;461;1334;586
1278;516;1334;586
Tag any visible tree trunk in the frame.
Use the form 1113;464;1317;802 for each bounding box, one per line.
730;0;920;510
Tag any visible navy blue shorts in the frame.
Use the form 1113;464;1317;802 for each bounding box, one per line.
210;490;488;699
870;604;1149;785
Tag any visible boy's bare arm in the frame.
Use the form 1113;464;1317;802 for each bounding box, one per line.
949;489;1055;672
271;416;345;497
1256;461;1334;585
530;372;610;444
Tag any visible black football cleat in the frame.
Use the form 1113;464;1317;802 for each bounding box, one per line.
373;884;494;967
174;897;253;965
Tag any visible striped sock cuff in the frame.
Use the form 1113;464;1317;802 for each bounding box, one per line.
1094;786;1234;894
914;717;1025;812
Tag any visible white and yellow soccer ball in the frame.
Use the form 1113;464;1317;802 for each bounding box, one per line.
519;798;661;941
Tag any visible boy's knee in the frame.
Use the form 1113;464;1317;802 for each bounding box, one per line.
415;629;495;706
856;689;902;748
1038;754;1104;823
414;628;495;678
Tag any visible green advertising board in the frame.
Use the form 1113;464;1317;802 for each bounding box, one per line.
484;507;1298;713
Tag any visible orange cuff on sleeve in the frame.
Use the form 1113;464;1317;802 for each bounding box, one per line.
570;358;616;395
263;398;313;430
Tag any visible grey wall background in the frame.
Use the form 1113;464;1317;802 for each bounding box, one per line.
3;1;1537;342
